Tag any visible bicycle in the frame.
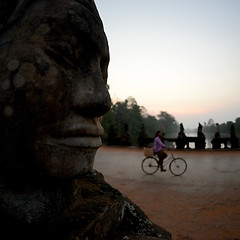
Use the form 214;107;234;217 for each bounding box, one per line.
141;147;187;176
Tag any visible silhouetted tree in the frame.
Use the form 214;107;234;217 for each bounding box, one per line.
143;115;159;138
125;97;143;145
101;97;144;146
137;123;150;147
230;124;239;148
106;124;118;145
120;123;131;146
157;111;179;134
102;96;240;148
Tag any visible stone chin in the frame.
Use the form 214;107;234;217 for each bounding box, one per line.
34;140;100;178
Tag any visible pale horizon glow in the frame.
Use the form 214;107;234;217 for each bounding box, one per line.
95;0;240;129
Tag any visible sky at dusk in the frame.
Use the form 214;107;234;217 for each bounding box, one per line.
95;0;240;129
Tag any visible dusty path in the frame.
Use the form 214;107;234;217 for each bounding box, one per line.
94;146;240;240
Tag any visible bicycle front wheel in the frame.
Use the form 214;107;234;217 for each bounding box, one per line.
141;157;159;175
169;158;187;176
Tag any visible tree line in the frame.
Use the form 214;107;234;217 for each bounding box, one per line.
101;96;240;147
202;118;240;136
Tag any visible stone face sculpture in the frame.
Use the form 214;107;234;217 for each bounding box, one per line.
176;123;187;149
211;123;221;149
0;1;171;239
195;123;206;149
0;0;111;184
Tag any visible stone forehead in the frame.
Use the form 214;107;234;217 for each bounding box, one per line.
0;0;108;58
2;0;100;20
72;0;100;17
0;0;102;31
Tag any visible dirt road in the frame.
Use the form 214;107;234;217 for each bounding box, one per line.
94;146;240;240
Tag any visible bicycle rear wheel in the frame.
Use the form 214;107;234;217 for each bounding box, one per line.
169;158;187;176
141;157;159;175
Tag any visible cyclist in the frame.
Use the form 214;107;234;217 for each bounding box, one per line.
153;130;168;172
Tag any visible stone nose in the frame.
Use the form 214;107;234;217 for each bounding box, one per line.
72;74;112;118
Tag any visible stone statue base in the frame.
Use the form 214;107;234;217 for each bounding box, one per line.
0;171;171;240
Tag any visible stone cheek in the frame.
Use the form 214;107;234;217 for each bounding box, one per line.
0;0;111;181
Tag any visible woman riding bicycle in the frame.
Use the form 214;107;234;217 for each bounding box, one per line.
153;130;168;172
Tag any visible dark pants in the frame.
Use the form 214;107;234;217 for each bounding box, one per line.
155;150;167;170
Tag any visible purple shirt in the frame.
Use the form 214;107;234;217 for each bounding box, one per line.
153;136;167;153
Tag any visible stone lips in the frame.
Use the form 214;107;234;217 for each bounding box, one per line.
0;0;111;181
0;1;172;239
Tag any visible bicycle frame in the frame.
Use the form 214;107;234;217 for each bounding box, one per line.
163;155;174;168
154;149;175;167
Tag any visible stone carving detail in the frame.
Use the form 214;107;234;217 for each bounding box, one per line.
195;123;206;149
176;123;187;149
211;123;222;149
0;1;171;239
0;0;111;183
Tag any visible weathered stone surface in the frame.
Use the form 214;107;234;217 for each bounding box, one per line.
0;0;111;182
0;171;171;240
0;1;172;239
